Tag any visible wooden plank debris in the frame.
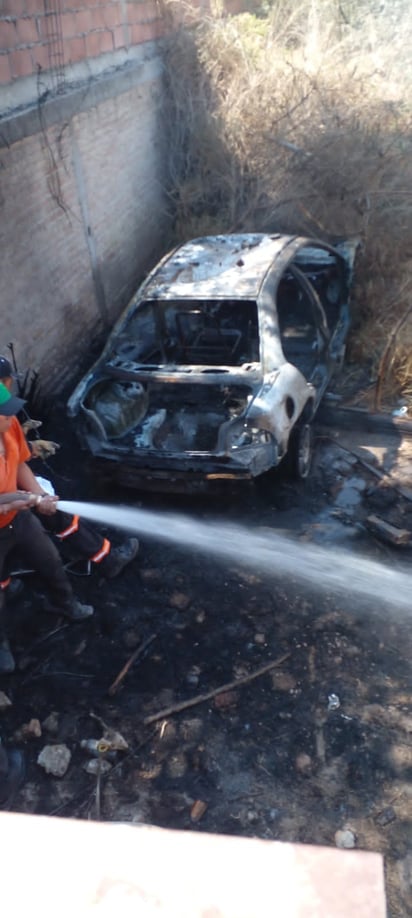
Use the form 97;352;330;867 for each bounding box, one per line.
365;515;412;547
143;653;290;725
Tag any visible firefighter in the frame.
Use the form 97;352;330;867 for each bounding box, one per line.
0;356;139;581
0;382;137;673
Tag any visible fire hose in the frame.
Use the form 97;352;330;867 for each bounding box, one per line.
0;491;52;508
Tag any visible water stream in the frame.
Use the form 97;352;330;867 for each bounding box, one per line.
57;500;412;614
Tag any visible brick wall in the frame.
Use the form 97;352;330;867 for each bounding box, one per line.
0;2;165;85
0;52;171;398
0;0;253;400
0;1;252;88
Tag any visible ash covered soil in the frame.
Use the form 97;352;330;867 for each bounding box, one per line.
1;405;412;916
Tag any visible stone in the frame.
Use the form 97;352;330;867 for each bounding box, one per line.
179;718;203;742
37;744;71;777
83;758;112;776
335;828;356;849
295;753;312;774
42;712;60;734
0;691;12;711
186;665;201;686
140;568;162;582
169;591;191;611
190;800;208;822
167;752;187;779
254;632;266;644
123;630;141;649
21;718;42;739
214;691;238;710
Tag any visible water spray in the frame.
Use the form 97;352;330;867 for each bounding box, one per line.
1;492;410;612
55;498;412;614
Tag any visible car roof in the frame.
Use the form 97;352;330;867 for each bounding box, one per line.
143;233;309;301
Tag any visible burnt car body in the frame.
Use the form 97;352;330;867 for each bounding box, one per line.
67;233;358;490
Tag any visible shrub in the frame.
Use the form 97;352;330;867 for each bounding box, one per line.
160;0;412;404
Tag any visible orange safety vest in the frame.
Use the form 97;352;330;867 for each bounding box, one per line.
0;418;31;528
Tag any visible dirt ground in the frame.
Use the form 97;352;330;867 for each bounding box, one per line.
1;403;411;917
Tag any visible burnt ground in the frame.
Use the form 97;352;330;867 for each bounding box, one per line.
1;403;412;916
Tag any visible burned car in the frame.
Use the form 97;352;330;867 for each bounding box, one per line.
68;234;358;490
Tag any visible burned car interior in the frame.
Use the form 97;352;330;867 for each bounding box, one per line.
110;298;260;368
68;234;358;486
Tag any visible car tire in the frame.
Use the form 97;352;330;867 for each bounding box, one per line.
286;422;313;480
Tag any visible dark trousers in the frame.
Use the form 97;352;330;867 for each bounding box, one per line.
0;511;75;635
0;739;8;805
41;510;104;562
0;742;7;778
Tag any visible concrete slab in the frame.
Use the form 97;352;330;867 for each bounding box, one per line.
0;812;386;916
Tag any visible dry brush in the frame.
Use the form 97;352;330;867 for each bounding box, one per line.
159;0;412;403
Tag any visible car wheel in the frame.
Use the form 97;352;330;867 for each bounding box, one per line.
287;422;313;480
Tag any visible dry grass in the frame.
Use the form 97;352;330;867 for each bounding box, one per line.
159;0;412;405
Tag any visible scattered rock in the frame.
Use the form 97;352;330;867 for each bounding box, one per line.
179;718;203;742
123;629;141;649
232;662;250;680
0;691;12;711
136;763;162;780
271;671;296;691
254;632;266;644
37;744;71;777
140;568;162;583
167;752;187;779
169;591;191;611
190;799;208;822
214;690;238;710
335;828;356;849
186;665;201;686
19;718;42;740
42;712;60;734
83;758;112;776
247;809;259;823
295;753;312;775
389;744;412;771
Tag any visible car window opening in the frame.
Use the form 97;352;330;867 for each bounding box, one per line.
114;299;260;368
277;257;341;377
